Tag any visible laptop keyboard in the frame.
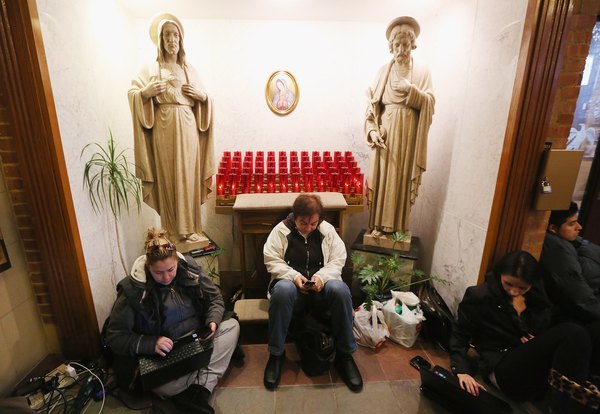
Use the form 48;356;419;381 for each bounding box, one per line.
139;338;213;376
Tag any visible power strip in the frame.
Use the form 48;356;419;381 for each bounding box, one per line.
26;363;75;410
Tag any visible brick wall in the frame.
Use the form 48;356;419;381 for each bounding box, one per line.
0;93;55;323
521;0;599;258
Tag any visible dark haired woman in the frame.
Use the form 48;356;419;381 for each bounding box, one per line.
106;228;239;414
450;250;599;412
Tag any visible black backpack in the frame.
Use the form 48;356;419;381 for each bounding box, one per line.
418;281;454;352
291;315;336;376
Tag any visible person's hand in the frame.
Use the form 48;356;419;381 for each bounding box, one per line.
202;322;217;340
391;77;411;93
369;130;387;149
294;275;311;294
457;373;487;397
155;336;174;357
141;81;167;100
182;84;207;102
520;333;534;343
308;276;324;293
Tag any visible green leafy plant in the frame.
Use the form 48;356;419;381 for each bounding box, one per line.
390;232;410;245
352;247;449;311
202;249;223;286
81;130;142;278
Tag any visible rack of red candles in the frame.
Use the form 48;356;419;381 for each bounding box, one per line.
215;151;364;205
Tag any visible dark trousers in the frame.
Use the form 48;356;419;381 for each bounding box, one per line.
494;322;592;401
584;321;600;375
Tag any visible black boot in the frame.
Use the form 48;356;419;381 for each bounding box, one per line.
263;351;285;390
231;344;245;362
335;352;363;392
171;384;214;414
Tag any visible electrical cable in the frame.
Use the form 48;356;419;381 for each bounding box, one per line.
45;387;67;414
68;362;105;414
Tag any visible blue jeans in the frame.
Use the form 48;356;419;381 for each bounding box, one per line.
268;279;357;356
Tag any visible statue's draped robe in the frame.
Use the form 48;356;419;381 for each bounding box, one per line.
129;62;214;237
365;59;435;233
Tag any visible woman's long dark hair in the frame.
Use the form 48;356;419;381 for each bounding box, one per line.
492;250;549;306
493;251;542;285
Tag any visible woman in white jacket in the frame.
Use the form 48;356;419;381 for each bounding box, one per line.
262;194;362;392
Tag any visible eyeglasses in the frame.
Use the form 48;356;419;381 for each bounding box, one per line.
147;242;176;252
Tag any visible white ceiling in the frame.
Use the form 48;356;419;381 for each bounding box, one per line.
118;0;440;22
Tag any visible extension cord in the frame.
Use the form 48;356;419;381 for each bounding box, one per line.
26;363;74;410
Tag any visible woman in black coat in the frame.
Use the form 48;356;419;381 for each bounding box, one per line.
450;251;598;411
106;228;240;414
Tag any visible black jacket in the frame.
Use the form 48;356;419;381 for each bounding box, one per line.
450;273;551;376
540;232;600;322
106;254;224;357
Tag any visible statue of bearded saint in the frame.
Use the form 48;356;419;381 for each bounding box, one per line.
365;16;435;238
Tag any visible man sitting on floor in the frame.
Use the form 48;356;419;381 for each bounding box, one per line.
262;193;363;392
540;201;600;375
540;201;600;322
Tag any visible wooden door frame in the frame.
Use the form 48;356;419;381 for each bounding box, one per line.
479;0;573;281
580;140;600;245
0;0;99;357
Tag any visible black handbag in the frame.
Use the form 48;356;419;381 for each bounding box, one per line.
418;281;454;352
291;315;336;376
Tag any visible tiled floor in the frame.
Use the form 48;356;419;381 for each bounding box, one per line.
212;340;453;414
87;338;543;413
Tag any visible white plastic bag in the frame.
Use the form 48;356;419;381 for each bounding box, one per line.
353;300;389;349
383;291;426;347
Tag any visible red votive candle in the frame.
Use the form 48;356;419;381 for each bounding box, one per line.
292;174;300;192
254;173;263;193
279;173;288;193
216;174;225;195
343;173;351;194
317;173;325;192
355;173;364;194
304;171;313;192
267;173;276;193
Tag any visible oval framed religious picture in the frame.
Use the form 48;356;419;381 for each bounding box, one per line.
265;70;299;115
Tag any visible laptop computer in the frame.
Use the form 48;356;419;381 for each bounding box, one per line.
420;365;512;414
138;332;213;391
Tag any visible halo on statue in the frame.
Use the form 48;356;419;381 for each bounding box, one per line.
385;16;420;40
149;12;184;45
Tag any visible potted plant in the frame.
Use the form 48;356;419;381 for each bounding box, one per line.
81;130;142;281
352;232;448;310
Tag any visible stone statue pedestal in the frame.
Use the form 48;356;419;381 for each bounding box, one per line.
176;232;210;253
362;231;411;251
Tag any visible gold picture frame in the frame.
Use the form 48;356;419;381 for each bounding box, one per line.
0;227;10;273
265;70;299;115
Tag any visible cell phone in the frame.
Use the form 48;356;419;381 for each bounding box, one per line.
409;355;431;372
303;280;316;287
198;326;213;340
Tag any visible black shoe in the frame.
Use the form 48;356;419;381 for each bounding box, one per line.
335;352;363;392
263;351;285;390
231;344;245;362
171;384;214;414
